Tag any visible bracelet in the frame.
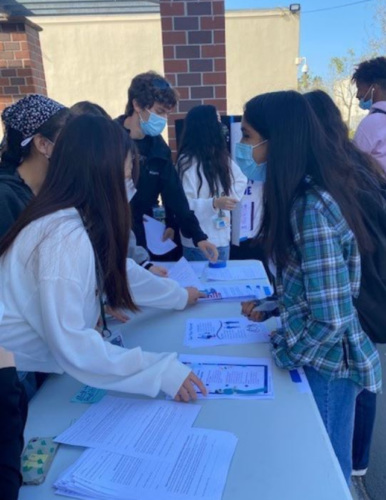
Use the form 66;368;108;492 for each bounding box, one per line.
144;262;153;270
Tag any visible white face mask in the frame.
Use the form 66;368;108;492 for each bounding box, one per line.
125;178;137;202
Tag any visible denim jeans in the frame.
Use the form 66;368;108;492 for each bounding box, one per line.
352;389;377;471
183;245;230;262
303;366;360;484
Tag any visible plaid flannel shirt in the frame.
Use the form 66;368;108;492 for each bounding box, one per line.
271;183;381;393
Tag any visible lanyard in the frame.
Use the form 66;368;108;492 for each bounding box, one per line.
78;210;112;339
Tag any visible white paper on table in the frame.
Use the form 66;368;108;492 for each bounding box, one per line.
185;317;270;347
54;428;237;500
179;354;273;399
168;257;202;288
152;260;208;279
54;396;201;459
204;262;267;281
199;283;272;301
143;215;177;255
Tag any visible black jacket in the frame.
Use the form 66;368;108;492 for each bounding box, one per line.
116;115;207;247
0;367;28;500
0;166;33;239
353;187;386;343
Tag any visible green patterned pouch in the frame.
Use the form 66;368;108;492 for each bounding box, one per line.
21;437;59;485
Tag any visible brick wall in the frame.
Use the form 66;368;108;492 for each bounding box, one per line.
0;18;47;115
160;0;227;155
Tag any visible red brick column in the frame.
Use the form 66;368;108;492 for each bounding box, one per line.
0;17;47;114
160;0;227;155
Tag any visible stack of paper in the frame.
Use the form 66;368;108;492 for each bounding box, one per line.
54;428;237;500
54;397;238;500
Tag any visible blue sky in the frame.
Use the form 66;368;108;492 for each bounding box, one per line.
225;0;378;79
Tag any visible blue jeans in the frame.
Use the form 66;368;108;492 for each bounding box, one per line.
183;245;230;262
304;366;360;484
352;389;377;471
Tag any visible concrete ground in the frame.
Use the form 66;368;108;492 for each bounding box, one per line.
351;344;386;500
364;344;386;500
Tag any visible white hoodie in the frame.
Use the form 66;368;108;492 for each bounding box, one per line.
179;158;247;248
0;208;189;398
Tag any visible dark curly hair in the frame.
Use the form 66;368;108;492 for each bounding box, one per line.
352;56;386;89
125;71;178;116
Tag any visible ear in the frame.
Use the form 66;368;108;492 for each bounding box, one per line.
132;99;142;114
32;134;51;158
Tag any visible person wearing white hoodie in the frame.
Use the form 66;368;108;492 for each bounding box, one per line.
177;105;247;261
0;115;205;403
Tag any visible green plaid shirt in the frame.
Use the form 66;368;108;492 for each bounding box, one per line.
271;183;381;393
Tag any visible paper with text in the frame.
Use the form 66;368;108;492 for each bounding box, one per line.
55;397;201;459
185;317;270;347
179;354;273;399
168;257;202;288
143;215;177;255
199;283;272;302
204;262;267;281
54;428;237;500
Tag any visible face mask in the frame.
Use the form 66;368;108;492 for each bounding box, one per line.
235;141;267;182
125;178;137;202
139;110;167;137
359;86;374;111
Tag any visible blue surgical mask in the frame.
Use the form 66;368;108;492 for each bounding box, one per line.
139;110;167;136
359;86;374;111
235;141;267;182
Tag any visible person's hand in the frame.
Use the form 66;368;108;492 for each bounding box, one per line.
149;265;169;277
104;306;130;323
241;300;266;322
0;347;15;368
162;227;175;242
241;300;257;317
213;196;237;211
185;287;207;305
174;371;207;402
197;240;218;262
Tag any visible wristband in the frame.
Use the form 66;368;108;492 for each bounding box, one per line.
144;262;153;270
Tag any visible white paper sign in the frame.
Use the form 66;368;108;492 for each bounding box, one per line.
185;317;270;347
179;354;274;399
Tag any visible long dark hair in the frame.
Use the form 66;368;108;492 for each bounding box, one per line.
245;91;373;267
0;115;138;312
304;90;386;194
177;105;232;196
0;108;70;170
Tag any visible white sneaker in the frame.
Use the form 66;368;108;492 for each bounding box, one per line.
352;468;368;477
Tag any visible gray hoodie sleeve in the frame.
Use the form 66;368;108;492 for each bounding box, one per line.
128;230;150;265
